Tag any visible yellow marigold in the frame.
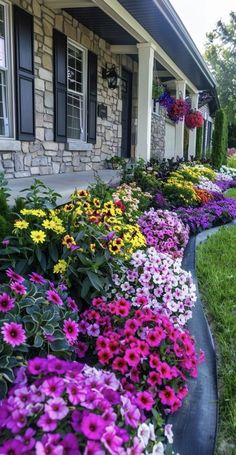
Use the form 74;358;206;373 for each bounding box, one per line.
14;220;29;230
76;189;89;198
75;207;83;216
42;219;56;230
30;230;46;244
93;198;101;208
53;259;68;274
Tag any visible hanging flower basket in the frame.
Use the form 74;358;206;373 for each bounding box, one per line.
185;110;204;129
158;90;175;109
152;79;165;100
167;98;189;123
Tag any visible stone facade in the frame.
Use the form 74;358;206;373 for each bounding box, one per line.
151;109;165;162
1;0;138;178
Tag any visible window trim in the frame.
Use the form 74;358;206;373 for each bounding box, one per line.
67;38;88;142
0;0;15;140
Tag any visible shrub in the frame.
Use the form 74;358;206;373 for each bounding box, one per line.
227;154;236;169
195;126;203;160
138;208;189;258
211;109;228;169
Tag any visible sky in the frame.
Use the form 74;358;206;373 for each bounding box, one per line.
170;0;235;53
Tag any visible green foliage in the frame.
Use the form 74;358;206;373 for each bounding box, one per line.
0;275;79;396
224;188;236;199
205;12;236;125
20;179;61;209
197;226;236;454
0;216;10;241
211;109;228;169
195;126;203;160
122;159;160;193
227;154;236;169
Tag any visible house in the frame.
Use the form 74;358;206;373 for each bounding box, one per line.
0;0;218;178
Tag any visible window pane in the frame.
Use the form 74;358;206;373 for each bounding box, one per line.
68;43;83;94
67;93;84;140
0;70;8;136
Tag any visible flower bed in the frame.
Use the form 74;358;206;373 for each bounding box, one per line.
1;162;236;454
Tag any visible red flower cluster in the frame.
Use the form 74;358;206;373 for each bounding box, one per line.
185;110;204;129
194;188;213;205
78;297;204;415
167;98;189;123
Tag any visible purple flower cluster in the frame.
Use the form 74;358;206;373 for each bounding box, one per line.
214;179;236;192
138;208;189;258
176;197;236;233
0;356;159;454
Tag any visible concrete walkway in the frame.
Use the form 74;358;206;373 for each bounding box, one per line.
7;170;120;205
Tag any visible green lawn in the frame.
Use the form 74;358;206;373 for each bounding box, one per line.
197;226;236;455
225;188;236;200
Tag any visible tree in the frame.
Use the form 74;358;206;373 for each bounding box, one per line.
211;109;228;169
205;12;236;125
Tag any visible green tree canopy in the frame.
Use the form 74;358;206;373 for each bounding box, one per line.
205;12;236;124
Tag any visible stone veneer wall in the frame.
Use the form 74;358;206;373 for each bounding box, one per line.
151;110;165;162
1;0;137;178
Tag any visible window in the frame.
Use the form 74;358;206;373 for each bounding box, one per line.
0;1;13;138
67;41;87;141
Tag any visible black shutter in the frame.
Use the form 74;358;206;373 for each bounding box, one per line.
14;6;35;141
87;51;97;144
53;29;67;143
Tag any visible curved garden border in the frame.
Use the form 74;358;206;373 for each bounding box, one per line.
168;229;221;455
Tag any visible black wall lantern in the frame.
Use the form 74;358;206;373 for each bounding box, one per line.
102;64;119;89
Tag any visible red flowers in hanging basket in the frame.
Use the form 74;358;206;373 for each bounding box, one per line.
167;98;189;123
185;110;204;129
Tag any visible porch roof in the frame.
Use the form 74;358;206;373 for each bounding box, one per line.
65;0;217;93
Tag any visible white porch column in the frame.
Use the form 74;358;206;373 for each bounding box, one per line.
136;43;154;161
175;80;186;159
188;93;199;157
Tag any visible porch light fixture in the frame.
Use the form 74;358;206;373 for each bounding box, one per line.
102;64;119;89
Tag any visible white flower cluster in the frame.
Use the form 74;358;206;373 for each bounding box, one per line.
196;176;222;193
220;165;236;179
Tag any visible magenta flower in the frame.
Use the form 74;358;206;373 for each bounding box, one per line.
41;377;65;398
63;319;79;343
0;293;15;312
67;297;78;312
124;349;140;367
6;268;25;283
45;397;69;420
159;386;176;406
10;281;27;295
27;357;47;375
136;391;154;411
16;428;36;451
81;412;107;440
2;239;10;247
102;426;123;453
46;290;63;306
62;434;80;455
37;413;57;432
0;439;24;455
84;441;105;455
1;322;26;347
28;272;46;284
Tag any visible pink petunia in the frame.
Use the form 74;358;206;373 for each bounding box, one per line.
80;412;107;440
1;322;26;347
46;290;63;306
124;349;140;367
37;413;57;432
159;386;176;406
45;397;69;420
101;426;123;453
112;357;128;374
136;391;154;411
0;293;15;312
41;377;65;398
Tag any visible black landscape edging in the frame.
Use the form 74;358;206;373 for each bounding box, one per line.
168;234;218;455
